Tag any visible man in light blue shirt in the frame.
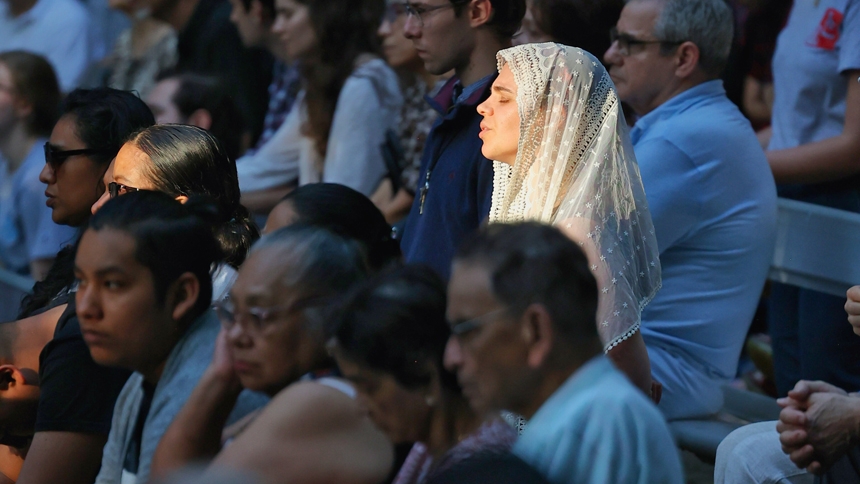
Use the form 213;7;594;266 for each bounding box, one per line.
445;223;683;484
604;0;778;420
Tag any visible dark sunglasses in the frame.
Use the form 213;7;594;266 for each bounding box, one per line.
44;142;113;169
108;182;141;198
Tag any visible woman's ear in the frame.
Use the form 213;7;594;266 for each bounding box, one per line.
168;272;202;323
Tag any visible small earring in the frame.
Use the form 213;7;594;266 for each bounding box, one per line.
425;395;436;407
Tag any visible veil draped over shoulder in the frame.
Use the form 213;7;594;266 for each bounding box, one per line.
489;42;661;352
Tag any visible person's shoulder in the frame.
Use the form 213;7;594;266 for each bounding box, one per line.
260;380;364;434
41;0;88;25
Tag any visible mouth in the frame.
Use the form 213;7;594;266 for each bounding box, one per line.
81;329;110;346
233;360;258;373
44;191;55;207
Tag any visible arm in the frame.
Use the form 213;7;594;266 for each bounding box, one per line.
210;381;393;484
742;76;773;125
845;285;860;335
768;71;860;184
150;330;243;479
606;331;653;399
16;432;107;484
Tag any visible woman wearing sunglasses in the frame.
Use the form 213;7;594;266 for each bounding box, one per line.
91;124;259;303
10;87;155;484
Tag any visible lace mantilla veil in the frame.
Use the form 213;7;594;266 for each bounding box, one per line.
489;43;661;352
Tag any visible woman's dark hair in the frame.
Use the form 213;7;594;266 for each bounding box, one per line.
0;51;60;137
333;265;460;394
297;0;384;158
530;0;623;59
126;124;260;268
18;88;155;318
62;88;156;166
88;191;225;322
280;183;400;271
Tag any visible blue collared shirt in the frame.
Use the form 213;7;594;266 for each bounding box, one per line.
514;356;683;484
631;80;777;419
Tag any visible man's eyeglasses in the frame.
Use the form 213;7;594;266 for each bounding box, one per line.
215;296;327;334
403;1;464;28
609;27;683;56
108;182;141;198
448;307;511;337
44;142;112;170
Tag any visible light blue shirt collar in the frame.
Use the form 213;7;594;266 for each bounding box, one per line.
630;80;725;144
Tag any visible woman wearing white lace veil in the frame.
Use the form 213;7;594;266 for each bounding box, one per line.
477;42;661;396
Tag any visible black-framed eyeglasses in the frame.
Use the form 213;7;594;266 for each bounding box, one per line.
215;295;328;334
448;307;511;337
108;182;141;198
404;1;465;27
609;27;683;56
44;142;113;170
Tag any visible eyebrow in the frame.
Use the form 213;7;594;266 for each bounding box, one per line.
74;265;128;277
493;85;515;95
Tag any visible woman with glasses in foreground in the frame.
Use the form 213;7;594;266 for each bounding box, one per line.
150;225;393;484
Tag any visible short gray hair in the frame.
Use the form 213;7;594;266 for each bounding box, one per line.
251;225;368;332
635;0;733;77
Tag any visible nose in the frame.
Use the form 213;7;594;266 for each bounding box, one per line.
443;336;463;371
225;320;253;348
476;99;490;117
38;162;54;185
76;284;102;323
378;18;391;37
604;41;622;66
91;190;110;215
403;15;420;39
271;15;285;35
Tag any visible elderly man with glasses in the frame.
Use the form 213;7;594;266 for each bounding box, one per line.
444;222;682;484
603;0;778;421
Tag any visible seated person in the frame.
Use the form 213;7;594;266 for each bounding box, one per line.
145;73;246;161
444;222;682;484
603;0;778;419
75;191;266;484
237;0;401;215
92;124;260;300
0;51;75;281
330;265;517;484
13;88;154;484
713;286;860;484
263;183;401;271
150;225;392;484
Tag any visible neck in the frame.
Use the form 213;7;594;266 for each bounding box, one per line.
456;33;509;87
140;358;169;385
637;74;712;117
515;348;599;420
0;126;38;173
7;0;37;17
266;33;291;63
425;393;481;457
155;0;200;32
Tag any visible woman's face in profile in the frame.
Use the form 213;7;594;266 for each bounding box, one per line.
334;353;434;445
476;65;521;165
272;0;318;61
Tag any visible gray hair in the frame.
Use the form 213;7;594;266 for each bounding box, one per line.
251;225;368;333
633;0;733;77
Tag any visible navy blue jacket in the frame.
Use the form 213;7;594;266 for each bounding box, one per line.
399;75;496;280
